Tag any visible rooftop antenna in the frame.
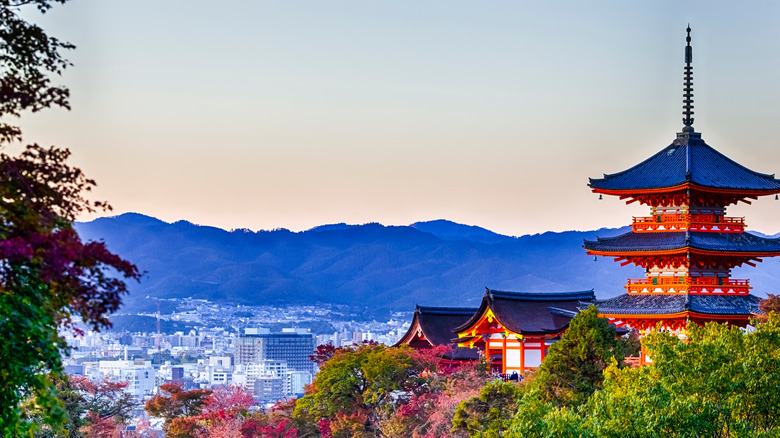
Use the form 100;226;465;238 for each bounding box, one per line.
681;25;695;133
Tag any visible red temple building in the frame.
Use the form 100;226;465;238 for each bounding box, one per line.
396;290;595;373
585;27;780;340
452;289;595;373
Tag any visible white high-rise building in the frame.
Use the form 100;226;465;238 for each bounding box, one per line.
97;359;157;399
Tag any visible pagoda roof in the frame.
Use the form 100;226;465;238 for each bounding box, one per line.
595;293;761;316
584;231;780;254
589;136;780;194
395;306;478;347
453;289;596;336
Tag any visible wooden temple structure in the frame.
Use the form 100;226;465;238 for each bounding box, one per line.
393;306;479;364
396;290;596;373
585;27;780;345
453;289;595;373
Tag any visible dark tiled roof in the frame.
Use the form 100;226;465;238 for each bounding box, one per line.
595;293;761;316
584;231;780;253
589;137;780;192
395;306;478;347
415;306;478;345
454;289;596;336
440;346;480;361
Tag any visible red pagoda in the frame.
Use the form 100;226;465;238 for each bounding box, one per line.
585;27;780;339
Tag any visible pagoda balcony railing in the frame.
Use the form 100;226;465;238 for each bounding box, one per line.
626;277;750;294
632;214;745;233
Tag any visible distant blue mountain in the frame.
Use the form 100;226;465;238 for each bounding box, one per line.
411;219;515;244
75;214;780;313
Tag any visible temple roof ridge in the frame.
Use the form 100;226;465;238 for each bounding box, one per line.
452;289;596;336
485;288;595;302
415;305;479;316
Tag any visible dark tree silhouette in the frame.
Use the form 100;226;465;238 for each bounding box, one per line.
0;2;140;434
0;0;73;143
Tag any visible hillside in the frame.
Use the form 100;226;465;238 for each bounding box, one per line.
75;213;780;313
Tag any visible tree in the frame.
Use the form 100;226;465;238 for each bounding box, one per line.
144;383;212;436
0;0;73;144
72;376;134;436
241;399;310;438
25;375;135;438
508;306;630;437
379;360;488;438
527;305;626;407
1;145;140;436
452;380;524;438
759;293;780;318
24;376;84;438
294;344;424;436
0;1;139;435
202;385;255;414
510;317;780;437
309;343;338;365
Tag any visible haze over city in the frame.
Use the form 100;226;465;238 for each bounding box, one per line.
16;1;780;236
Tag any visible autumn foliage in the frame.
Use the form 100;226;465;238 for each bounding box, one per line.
0;145;140;434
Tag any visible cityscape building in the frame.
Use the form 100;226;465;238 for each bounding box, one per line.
235;327;316;373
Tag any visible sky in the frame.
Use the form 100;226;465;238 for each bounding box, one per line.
14;0;780;236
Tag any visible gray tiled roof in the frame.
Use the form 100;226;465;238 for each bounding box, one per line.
453;289;596;336
589;137;780;192
394;306;480;360
414;306;478;345
595;293;761;316
584;231;780;253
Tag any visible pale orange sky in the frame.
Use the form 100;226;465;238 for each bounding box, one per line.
15;0;780;236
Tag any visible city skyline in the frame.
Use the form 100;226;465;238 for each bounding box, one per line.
15;1;780;236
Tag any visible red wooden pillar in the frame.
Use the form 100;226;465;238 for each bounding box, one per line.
520;337;525;371
502;336;507;373
485;339;491;373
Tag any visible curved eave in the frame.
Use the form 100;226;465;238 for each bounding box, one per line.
455;336;482;347
393;315;426;347
452;298;492;335
599;311;688;319
590;182;780;197
585;248;780;258
588;139;780;194
600;311;754;320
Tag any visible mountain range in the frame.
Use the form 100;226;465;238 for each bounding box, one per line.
74;213;779;313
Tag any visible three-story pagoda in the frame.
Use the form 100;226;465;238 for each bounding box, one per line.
584;27;780;336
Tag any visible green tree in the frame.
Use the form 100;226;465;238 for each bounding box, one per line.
25;376;135;438
511;317;780;437
530;305;627;407
294;344;424;436
1;146;140;436
508;306;628;437
24;376;84;438
452;380;524;438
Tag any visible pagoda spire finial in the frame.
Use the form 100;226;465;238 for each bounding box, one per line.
682;25;695;133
